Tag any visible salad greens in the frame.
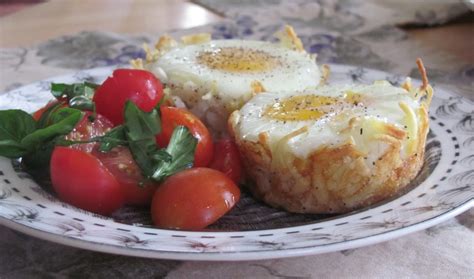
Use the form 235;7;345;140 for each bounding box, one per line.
151;125;197;181
0;83;197;183
113;100;197;182
51;82;98;111
0;108;81;158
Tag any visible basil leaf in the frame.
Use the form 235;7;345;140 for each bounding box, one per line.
0;110;37;158
98;126;128;152
100;101;196;182
0;110;37;141
151;126;197;181
50;83;68;98
21;108;82;150
128;139;156;176
123;101;161;141
51;82;98;100
151;149;172;163
22;138;57;172
69;95;95;111
51;82;98;111
0;140;28;158
36;102;66;128
123;101;163;177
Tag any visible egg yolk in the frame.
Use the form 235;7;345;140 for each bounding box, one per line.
264;93;364;121
197;47;281;73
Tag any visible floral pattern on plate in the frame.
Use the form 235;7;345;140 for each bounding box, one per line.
0;65;472;261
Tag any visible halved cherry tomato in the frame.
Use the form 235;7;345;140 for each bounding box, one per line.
156;106;213;167
65;111;114;153
93;69;163;125
209;139;242;184
151;168;240;230
93;146;157;206
65;112;156;205
50;146;124;215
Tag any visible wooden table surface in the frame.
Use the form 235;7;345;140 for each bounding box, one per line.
0;0;222;48
0;0;472;67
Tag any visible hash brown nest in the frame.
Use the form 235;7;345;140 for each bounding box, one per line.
228;60;433;214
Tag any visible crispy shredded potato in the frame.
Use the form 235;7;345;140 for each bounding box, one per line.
181;33;211;45
275;25;305;52
250;80;266;96
320;64;330;85
155;34;178;53
229;60;434;214
130;58;144;69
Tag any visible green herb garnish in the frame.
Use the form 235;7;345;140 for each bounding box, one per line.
120;101;197;182
51;82;98;111
0;83;198;183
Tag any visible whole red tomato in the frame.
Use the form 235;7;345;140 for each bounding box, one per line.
209;139;242;184
151;168;240;230
156;106;213;167
93;69;163;125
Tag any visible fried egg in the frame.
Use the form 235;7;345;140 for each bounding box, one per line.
229;61;433;213
133;26;323;134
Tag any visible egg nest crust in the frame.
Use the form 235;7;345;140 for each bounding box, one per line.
228;103;430;214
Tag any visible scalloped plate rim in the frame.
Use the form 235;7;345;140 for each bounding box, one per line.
0;199;472;261
0;64;473;261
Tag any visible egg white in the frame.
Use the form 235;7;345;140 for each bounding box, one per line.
149;39;321;106
235;81;423;162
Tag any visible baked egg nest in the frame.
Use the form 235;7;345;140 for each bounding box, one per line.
131;29;433;214
228;60;433;214
131;26;325;135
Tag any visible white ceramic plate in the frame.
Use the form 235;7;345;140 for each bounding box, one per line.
0;65;472;261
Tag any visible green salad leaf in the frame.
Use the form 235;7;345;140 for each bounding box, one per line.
121;101;197;182
123;101;162;176
51;82;98;111
0;85;198;183
0;110;37;157
151;125;197;181
21;108;82;149
123;101;161;141
97;126;127;152
51;82;98;99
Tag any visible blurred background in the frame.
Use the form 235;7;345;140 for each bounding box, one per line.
1;0;472;97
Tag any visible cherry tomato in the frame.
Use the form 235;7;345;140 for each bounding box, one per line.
50;146;124;215
65;111;114;153
151;168;240;230
65;112;156;205
93;146;157;206
156;106;213;167
93;69;163;125
209;139;242;184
